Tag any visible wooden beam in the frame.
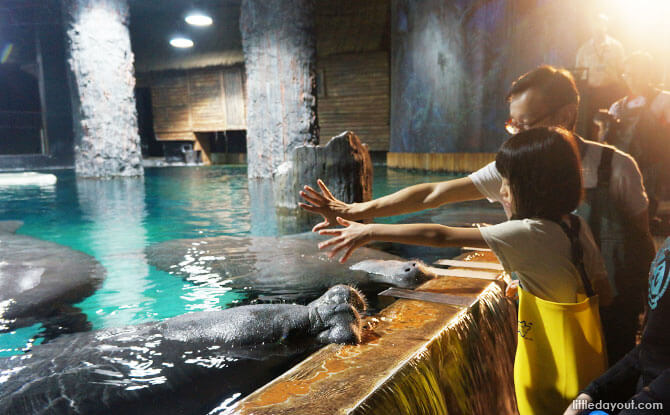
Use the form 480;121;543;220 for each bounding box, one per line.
387;152;496;172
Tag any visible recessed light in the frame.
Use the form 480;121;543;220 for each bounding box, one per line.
170;37;194;48
185;14;213;26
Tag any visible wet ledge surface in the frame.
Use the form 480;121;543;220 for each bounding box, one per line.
226;250;517;414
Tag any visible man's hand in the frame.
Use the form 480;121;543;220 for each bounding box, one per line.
299;179;353;232
317;217;373;263
563;393;593;415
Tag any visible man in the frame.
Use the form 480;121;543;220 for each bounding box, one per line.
575;14;627;139
609;52;670;221
300;65;655;366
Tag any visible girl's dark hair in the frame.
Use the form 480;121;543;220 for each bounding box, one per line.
496;127;583;221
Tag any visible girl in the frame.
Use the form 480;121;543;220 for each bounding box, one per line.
312;127;613;414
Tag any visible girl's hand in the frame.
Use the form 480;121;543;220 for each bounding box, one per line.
506;280;520;299
317;217;373;263
299;180;352;232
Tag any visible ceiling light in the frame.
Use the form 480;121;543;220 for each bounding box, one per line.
170;37;194;48
185;13;213;26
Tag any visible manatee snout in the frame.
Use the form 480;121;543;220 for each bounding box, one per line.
308;285;366;344
313;303;362;345
350;259;432;289
308;284;367;312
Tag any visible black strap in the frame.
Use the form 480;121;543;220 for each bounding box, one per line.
556;214;596;298
597;146;614;188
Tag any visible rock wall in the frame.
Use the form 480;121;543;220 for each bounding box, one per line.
240;0;318;179
64;0;143;177
390;0;584;154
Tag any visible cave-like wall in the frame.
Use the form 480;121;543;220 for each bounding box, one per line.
65;0;143;177
390;0;582;154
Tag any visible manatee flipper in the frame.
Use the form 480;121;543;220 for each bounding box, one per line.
38;304;92;343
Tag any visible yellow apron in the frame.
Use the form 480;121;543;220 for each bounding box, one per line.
514;287;607;414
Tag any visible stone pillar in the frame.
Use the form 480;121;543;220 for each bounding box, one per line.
64;0;143;178
240;0;318;179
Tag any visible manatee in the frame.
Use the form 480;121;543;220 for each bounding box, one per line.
0;221;105;331
0;285;365;415
146;234;435;304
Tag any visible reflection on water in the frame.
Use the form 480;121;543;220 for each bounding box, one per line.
76;178;153;327
0;167;253;352
247;178;278;236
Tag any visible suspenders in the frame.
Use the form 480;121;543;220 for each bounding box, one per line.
556;214;596;298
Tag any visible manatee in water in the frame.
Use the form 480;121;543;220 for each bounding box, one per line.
146;234;436;303
0;285;365;415
0;221;105;331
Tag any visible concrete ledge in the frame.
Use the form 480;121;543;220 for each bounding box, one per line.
387;152;496;172
226;250;517;414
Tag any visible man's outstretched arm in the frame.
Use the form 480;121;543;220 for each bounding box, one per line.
299;177;485;231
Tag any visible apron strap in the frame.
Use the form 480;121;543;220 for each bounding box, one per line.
556;215;597;298
597;146;614;188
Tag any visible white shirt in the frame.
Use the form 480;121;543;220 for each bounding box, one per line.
469;138;648;217
575;35;625;88
609;89;670;126
479;217;612;304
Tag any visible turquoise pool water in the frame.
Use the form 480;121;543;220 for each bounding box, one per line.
0;166;458;356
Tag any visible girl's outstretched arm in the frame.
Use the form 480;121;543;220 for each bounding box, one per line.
318;217;487;263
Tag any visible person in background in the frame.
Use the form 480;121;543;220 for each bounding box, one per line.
576;13;628;139
564;237;670;415
592;109;619;144
609;52;670;223
314;127;612;414
300;66;654;368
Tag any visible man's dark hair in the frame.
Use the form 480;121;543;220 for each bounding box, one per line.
496;127;583;221
506;65;580;109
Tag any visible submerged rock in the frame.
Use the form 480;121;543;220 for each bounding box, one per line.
0;221;105;331
146;233;433;304
0;285;365;415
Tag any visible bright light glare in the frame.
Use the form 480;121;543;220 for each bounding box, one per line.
185;14;213;26
610;0;670;27
170;37;194;48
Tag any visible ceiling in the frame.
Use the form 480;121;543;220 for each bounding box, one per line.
0;0;61;26
0;0;389;73
128;0;244;72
